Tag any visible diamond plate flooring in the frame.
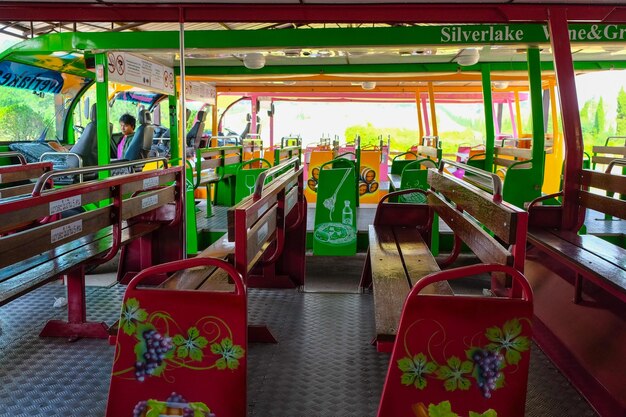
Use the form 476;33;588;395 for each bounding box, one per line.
0;282;598;417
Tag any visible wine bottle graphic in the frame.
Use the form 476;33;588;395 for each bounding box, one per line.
342;200;353;225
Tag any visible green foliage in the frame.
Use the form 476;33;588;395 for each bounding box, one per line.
0;104;46;140
617;87;626;136
579;96;614;154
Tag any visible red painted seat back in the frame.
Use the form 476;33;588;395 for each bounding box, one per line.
378;264;533;417
106;258;247;417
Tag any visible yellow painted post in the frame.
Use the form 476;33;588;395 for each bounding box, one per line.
415;90;424;140
212;103;218;137
428;82;438;137
542;81;564;194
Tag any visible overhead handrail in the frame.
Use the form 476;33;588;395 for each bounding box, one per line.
32;157;168;196
253;156;300;200
439;159;503;203
0;151;27;165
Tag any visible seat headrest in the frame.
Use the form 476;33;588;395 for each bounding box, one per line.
90;103;97;121
246;113;252;121
197;110;207;123
137;108;151;125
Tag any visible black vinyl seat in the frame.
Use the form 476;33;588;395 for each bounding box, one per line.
123;108;155;161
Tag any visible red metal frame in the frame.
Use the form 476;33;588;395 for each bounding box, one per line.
378;263;533;417
3;167;184;339
548;10;585;231
1;3;626;23
106;257;247;417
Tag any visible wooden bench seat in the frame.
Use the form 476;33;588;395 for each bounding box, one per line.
0;164;184;338
0;222;160;305
364;164;528;351
0;152;52;200
369;224;451;346
528;160;626;303
528;228;626;303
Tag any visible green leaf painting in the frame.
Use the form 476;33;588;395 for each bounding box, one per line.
428;401;459;417
210;338;245;370
436;356;473;392
120;298;147;336
174;327;209;362
484;318;530;365
398;353;437;390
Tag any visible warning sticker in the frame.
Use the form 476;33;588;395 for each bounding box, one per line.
141;195;159;209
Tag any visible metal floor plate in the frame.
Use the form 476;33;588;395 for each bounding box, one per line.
0;283;598;417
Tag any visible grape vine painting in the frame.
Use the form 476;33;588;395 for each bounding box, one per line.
114;297;246;382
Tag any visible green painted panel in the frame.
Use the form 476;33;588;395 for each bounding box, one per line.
313;167;357;256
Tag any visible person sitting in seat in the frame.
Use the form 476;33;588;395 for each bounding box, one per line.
117;114;136;159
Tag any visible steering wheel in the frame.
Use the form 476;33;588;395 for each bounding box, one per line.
73;125;84;134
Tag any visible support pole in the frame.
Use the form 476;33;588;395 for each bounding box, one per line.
168;92;179;164
514;90;523;138
421;97;430;136
94;53;110;180
179;18;188;257
528;47;545;181
481;64;495;172
549;8;584;230
212;102;219;138
427;82;438;137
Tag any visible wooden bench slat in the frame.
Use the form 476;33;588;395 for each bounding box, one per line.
428;169;519;244
0;207;113;270
393;227;450;294
0;166;49;183
528;228;626;294
120;172;177;195
592;155;624;165
417;146;438;159
495;147;533;159
592;146;626;155
369;225;413;337
553;231;626;270
0;182;35;199
494;157;518;168
0;222;160;305
121;186;175;220
428;192;513;266
579;191;626;220
246;206;277;271
0;188;111;235
581;169;626;195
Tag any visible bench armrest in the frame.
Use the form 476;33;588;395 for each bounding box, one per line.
528;191;563;210
128;257;244;295
412;263;533;302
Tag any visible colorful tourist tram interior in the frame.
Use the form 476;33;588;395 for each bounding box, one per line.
0;2;624;416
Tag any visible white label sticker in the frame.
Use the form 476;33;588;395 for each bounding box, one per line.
257;223;269;245
141;195;159;209
49;195;82;215
143;177;159;189
50;220;83;243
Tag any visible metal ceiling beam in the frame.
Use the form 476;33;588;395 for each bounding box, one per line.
111;22;146;32
0;3;625;24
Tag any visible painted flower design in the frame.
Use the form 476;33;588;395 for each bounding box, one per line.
211;338;245;370
120;298;147;336
485;318;530;365
436;356;473;391
173;327;208;362
398;353;437;389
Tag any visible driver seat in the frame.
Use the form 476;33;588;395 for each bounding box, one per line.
69;103;98;167
186;110;207;149
123;108;155;161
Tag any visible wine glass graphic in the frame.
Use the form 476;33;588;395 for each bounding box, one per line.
245;174;256;195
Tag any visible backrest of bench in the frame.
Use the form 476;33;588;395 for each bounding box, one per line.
197;145;242;172
580;167;626;219
228;164;303;277
592;145;626;166
274;146;301;165
428;169;527;266
0;167;182;269
0;161;53;199
494;146;533;168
